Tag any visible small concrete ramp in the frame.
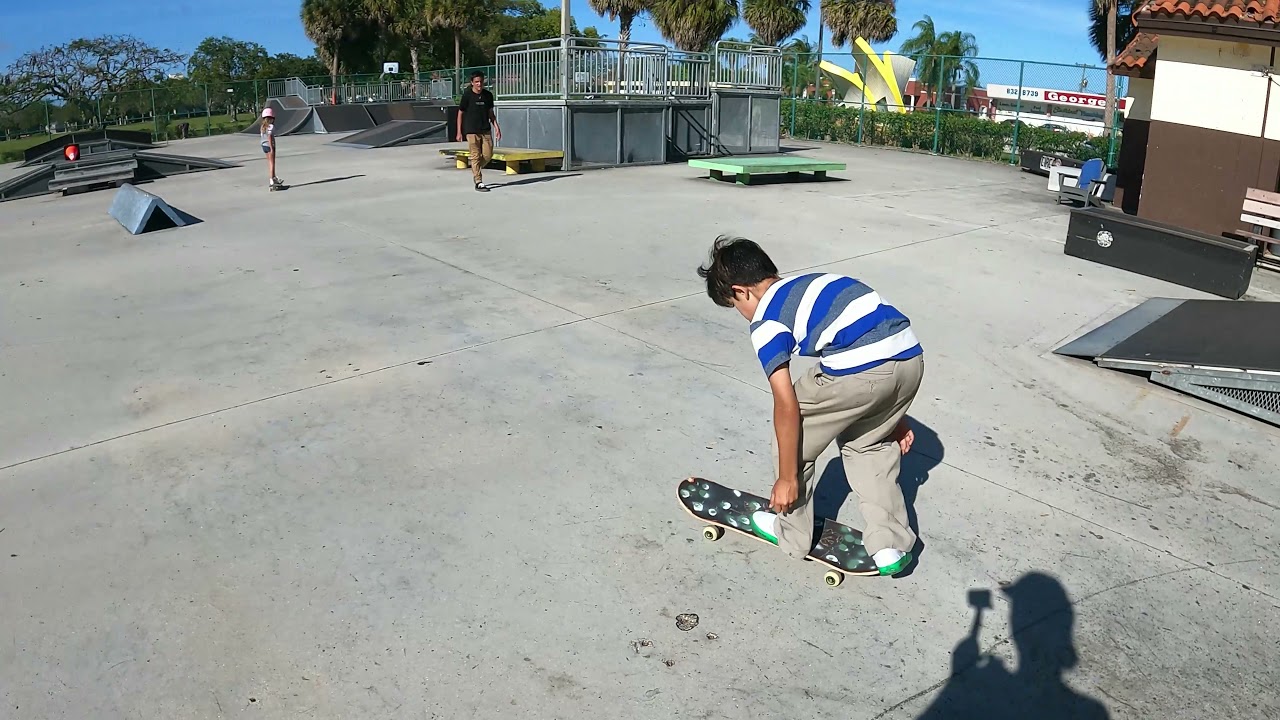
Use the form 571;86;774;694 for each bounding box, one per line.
330;120;448;149
278;95;309;109
315;105;375;132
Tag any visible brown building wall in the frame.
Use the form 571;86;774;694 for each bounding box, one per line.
1138;119;1280;236
1113;117;1150;215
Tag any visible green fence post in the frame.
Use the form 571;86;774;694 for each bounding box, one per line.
1010;61;1024;165
151;88;158;138
1107;106;1120;166
857;82;865;144
45;101;51;137
789;55;797;139
932;56;944;155
204;84;211;136
97;97;102;128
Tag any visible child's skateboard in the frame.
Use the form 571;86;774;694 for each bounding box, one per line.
677;477;879;587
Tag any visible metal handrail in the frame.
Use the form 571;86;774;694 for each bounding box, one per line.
712;41;783;91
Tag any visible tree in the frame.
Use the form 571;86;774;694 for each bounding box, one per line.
302;0;363;95
742;0;811;46
473;2;600;56
781;34;818;95
589;0;650;45
822;0;896;47
650;0;740;52
1089;0;1138;133
425;0;496;85
4;35;184;116
260;53;331;81
364;0;436;86
188;37;270;83
898;15;979;108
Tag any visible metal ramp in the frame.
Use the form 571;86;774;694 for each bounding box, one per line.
1055;298;1280;426
0;150;236;203
329;120;448;149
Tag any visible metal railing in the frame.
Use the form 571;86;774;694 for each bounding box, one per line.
496;39;566;99
668;51;712;98
713;41;783;91
267;77;327;105
495;37;782;101
569;39;669;97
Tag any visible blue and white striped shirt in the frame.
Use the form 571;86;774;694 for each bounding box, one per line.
750;273;922;377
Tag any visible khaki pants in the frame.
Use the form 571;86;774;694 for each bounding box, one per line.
772;355;924;560
467;133;493;184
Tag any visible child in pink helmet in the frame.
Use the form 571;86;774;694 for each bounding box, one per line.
260;107;283;190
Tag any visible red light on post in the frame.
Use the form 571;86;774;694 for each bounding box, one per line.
64;144;79;161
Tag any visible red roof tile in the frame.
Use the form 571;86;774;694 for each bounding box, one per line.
1111;32;1159;76
1137;0;1280;25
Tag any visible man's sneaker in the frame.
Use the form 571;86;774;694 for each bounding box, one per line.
474;182;490;192
872;548;912;576
748;511;779;545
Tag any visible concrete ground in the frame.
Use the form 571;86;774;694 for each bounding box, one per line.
1;132;1278;720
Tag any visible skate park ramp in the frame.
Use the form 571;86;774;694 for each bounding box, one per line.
315;105;375;133
329;120;448;149
1054;297;1280;426
239;99;324;136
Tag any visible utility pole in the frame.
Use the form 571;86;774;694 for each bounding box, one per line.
562;0;570;37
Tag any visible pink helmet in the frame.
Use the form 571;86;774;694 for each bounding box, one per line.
261;107;275;118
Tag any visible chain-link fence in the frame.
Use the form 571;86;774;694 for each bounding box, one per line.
784;53;1128;167
3;53;1127;168
0;64;502;161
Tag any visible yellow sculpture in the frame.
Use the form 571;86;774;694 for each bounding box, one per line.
820;38;916;113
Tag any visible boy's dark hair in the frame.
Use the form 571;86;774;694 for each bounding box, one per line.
470;71;486;81
697;235;779;308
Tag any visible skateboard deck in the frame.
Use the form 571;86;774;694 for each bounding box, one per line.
677;477;880;586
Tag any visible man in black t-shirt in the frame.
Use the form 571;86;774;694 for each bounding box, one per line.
457;71;502;192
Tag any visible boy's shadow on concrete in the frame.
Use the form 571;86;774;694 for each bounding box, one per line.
812;416;942;576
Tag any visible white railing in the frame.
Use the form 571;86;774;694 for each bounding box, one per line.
668;51;712;98
495;38;780;100
496;39;566;99
712;41;783;91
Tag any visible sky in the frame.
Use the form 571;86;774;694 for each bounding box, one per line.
0;0;1104;76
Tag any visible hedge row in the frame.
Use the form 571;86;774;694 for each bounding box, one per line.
783;100;1115;164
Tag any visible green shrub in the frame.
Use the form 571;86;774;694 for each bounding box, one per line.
782;99;1118;165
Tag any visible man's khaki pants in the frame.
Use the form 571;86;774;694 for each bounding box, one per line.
773;355;924;560
467;132;493;184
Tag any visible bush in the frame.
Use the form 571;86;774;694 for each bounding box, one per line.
782;100;1118;164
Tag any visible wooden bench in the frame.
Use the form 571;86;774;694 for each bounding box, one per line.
688;156;846;186
439;147;563;175
1238;187;1280;272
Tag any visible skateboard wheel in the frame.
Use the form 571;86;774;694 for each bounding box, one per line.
703;526;724;541
824;571;844;587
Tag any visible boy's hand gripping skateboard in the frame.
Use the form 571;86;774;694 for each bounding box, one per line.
676;477;879;587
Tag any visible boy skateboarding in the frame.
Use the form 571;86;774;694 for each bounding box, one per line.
456;71;501;192
697;236;924;576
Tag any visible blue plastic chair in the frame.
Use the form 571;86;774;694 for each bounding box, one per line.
1057;158;1106;206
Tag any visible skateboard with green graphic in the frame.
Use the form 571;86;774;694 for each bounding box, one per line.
677;477;879;587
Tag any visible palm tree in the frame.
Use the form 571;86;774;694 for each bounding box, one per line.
1092;0;1118;132
650;0;741;52
822;0;896;48
589;0;651;46
302;0;361;95
363;0;434;91
424;0;492;87
1089;0;1138;132
742;0;812;46
898;15;980;108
